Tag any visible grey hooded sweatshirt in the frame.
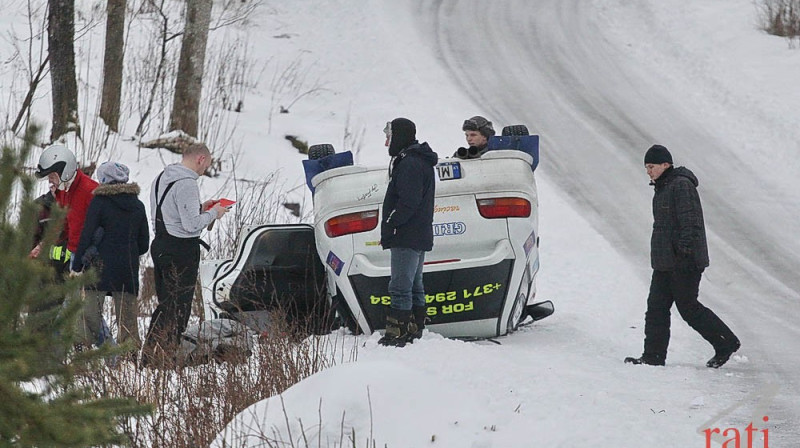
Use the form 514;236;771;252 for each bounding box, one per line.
150;163;215;238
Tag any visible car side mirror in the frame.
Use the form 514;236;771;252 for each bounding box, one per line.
525;300;554;322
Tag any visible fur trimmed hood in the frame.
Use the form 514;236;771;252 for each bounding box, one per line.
93;182;141;197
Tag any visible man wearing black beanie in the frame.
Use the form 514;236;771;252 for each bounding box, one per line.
626;144;740;368
643;144;673;165
379;118;439;347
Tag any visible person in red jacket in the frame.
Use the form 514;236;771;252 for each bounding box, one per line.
32;144;98;274
32;144;101;355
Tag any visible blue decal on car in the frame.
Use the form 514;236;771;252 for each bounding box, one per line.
523;230;536;256
326;251;344;276
433;222;466;237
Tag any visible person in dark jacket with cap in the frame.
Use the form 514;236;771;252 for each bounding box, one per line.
626;145;740;368
73;162;150;351
453;115;495;159
379;118;439;347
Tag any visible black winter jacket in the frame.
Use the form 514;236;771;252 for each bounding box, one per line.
381;142;439;251
650;166;709;272
74;183;150;294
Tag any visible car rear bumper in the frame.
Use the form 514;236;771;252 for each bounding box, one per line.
348;259;514;337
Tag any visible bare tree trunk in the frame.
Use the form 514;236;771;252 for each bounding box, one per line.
99;0;126;132
48;0;81;141
169;0;212;138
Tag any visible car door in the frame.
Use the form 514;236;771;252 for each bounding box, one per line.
209;224;329;331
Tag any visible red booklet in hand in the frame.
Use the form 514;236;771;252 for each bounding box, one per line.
204;198;236;212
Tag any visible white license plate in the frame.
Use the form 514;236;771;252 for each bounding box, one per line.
436;162;462;180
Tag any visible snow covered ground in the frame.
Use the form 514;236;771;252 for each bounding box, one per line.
2;0;799;446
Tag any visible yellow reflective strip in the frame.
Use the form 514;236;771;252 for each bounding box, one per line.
48;246;70;261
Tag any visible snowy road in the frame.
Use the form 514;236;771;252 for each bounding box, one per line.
417;0;800;441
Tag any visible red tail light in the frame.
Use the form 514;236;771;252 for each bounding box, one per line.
325;210;379;237
477;197;531;218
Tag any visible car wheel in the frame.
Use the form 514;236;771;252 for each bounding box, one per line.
308;143;336;160
502;125;529;136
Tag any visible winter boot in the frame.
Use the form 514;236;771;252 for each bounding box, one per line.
378;308;417;348
706;338;740;368
624;354;665;366
409;306;428;342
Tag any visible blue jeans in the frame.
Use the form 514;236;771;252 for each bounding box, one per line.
388;247;426;311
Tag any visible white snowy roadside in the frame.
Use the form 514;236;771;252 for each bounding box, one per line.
1;0;791;446
212;1;784;446
213;177;755;448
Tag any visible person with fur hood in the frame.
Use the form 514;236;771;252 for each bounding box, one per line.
73;162;150;351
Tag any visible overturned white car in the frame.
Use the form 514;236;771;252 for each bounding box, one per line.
199;126;553;339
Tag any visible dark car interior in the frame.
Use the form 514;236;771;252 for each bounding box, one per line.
226;227;329;332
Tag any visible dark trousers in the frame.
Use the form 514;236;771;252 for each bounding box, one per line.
643;270;738;360
143;235;200;354
30;259;71;316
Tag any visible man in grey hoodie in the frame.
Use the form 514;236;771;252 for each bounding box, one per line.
142;143;228;367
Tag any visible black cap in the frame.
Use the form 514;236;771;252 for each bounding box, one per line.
644;144;673;165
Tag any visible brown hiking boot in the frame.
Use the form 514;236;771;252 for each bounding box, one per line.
378;309;417;347
408;306;428;341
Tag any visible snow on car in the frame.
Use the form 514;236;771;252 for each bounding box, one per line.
199;126;553;339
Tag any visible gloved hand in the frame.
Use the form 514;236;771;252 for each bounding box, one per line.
68;270;83;278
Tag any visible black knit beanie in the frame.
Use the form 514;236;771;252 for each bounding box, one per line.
644;144;673;165
388;118;417;156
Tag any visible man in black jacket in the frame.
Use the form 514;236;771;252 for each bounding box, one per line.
379;118;439;347
626;145;740;368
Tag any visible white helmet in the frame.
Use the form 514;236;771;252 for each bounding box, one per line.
35;144;78;182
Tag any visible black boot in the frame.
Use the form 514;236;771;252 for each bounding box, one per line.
624;354;665;366
706;338;740;368
378;308;417;347
409;306;428;341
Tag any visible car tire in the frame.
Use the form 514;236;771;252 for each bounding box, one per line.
308;143;336;160
502;125;529;136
